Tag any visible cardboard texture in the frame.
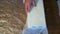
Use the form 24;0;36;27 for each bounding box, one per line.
0;0;26;34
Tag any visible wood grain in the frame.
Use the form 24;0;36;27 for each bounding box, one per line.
44;0;60;34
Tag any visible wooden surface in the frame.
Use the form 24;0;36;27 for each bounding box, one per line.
44;0;60;34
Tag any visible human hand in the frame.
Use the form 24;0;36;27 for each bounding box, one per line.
25;3;30;14
25;0;36;14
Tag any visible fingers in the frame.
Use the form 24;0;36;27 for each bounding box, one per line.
27;3;30;12
25;0;36;14
25;3;30;14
